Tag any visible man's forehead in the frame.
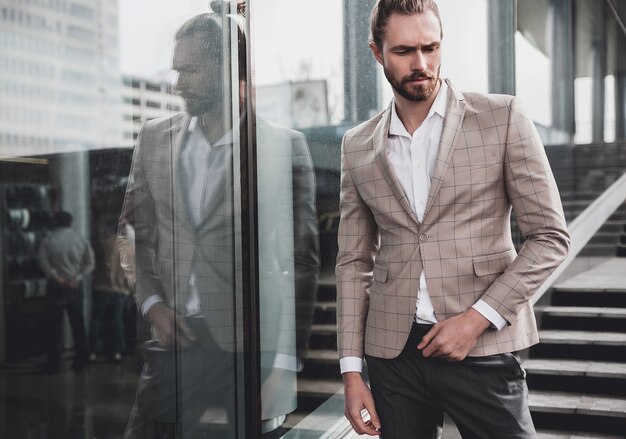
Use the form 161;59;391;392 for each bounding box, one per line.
382;12;441;45
173;37;222;63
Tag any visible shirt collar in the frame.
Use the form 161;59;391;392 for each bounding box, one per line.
389;80;449;138
188;116;237;147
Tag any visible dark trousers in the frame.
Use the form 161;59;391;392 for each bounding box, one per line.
366;323;536;439
124;319;237;439
45;280;87;368
89;290;127;355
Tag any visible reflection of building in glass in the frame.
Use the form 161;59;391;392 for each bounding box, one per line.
257;80;329;129
0;0;122;155
121;75;184;145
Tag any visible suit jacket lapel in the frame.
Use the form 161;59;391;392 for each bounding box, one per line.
424;80;466;218
374;102;421;226
171;114;195;231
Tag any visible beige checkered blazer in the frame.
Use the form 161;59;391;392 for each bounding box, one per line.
336;79;570;359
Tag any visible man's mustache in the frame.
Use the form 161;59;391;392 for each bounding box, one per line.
402;72;433;83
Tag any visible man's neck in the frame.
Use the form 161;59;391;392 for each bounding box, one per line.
198;106;230;145
393;79;442;135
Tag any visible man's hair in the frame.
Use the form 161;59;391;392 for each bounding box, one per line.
55;211;73;228
174;12;247;74
175;13;225;58
369;0;443;48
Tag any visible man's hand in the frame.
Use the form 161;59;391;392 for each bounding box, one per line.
146;302;197;348
417;308;491;361
343;372;381;435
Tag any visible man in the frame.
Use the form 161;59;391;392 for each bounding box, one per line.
336;1;570;437
38;210;95;372
119;9;318;439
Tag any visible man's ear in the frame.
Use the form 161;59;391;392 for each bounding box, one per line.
370;43;383;65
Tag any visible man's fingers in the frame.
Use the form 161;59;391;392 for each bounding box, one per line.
177;318;197;343
347;408;378;436
417;325;439;351
365;401;382;431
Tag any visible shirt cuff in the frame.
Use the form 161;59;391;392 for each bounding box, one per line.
273;354;303;372
141;295;163;317
472;300;507;330
340;356;363;374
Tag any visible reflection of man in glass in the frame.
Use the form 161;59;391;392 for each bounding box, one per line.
119;7;319;438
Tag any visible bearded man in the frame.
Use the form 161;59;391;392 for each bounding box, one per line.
336;1;570;437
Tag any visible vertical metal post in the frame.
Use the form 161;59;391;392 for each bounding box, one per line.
617;73;626;140
343;0;379;122
550;0;575;137
488;0;517;95
242;1;261;437
615;23;626;140
592;4;607;143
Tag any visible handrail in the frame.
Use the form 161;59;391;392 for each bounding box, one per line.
532;171;626;304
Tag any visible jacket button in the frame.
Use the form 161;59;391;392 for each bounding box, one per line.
419;233;428;241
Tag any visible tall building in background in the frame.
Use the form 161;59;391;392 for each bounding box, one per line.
121;75;183;145
0;0;123;156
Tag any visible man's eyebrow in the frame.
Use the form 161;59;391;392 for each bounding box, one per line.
389;41;440;51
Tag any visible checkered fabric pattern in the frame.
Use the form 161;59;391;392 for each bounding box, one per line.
119;114;319;354
336;79;570;359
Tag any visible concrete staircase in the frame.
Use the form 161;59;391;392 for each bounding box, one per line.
525;258;626;437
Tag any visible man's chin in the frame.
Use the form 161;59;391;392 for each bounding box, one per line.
402;81;437;102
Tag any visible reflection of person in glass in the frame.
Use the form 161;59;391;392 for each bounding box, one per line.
38;211;95;373
119;7;319;439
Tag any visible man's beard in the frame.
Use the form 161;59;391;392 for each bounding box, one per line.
183;87;225;116
384;65;441;102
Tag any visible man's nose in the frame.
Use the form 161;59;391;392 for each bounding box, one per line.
411;51;427;72
174;73;187;94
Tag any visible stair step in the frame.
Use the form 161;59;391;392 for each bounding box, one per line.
532;331;626;362
523;359;626;379
538;306;626;332
298;377;343;398
309;324;338;350
305;349;339;364
536;431;625;439
539;330;626;346
537;307;626;318
311;323;337;334
314;301;337;324
301;349;341;379
529;391;626;418
551;289;626;308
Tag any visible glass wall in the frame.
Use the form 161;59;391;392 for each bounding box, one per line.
1;1;252;438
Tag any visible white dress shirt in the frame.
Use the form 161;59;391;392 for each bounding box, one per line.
340;82;506;374
140;116;233;318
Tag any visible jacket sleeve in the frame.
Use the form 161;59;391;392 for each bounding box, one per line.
335;134;380;359
480;97;571;323
290;131;320;359
117;122;165;311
